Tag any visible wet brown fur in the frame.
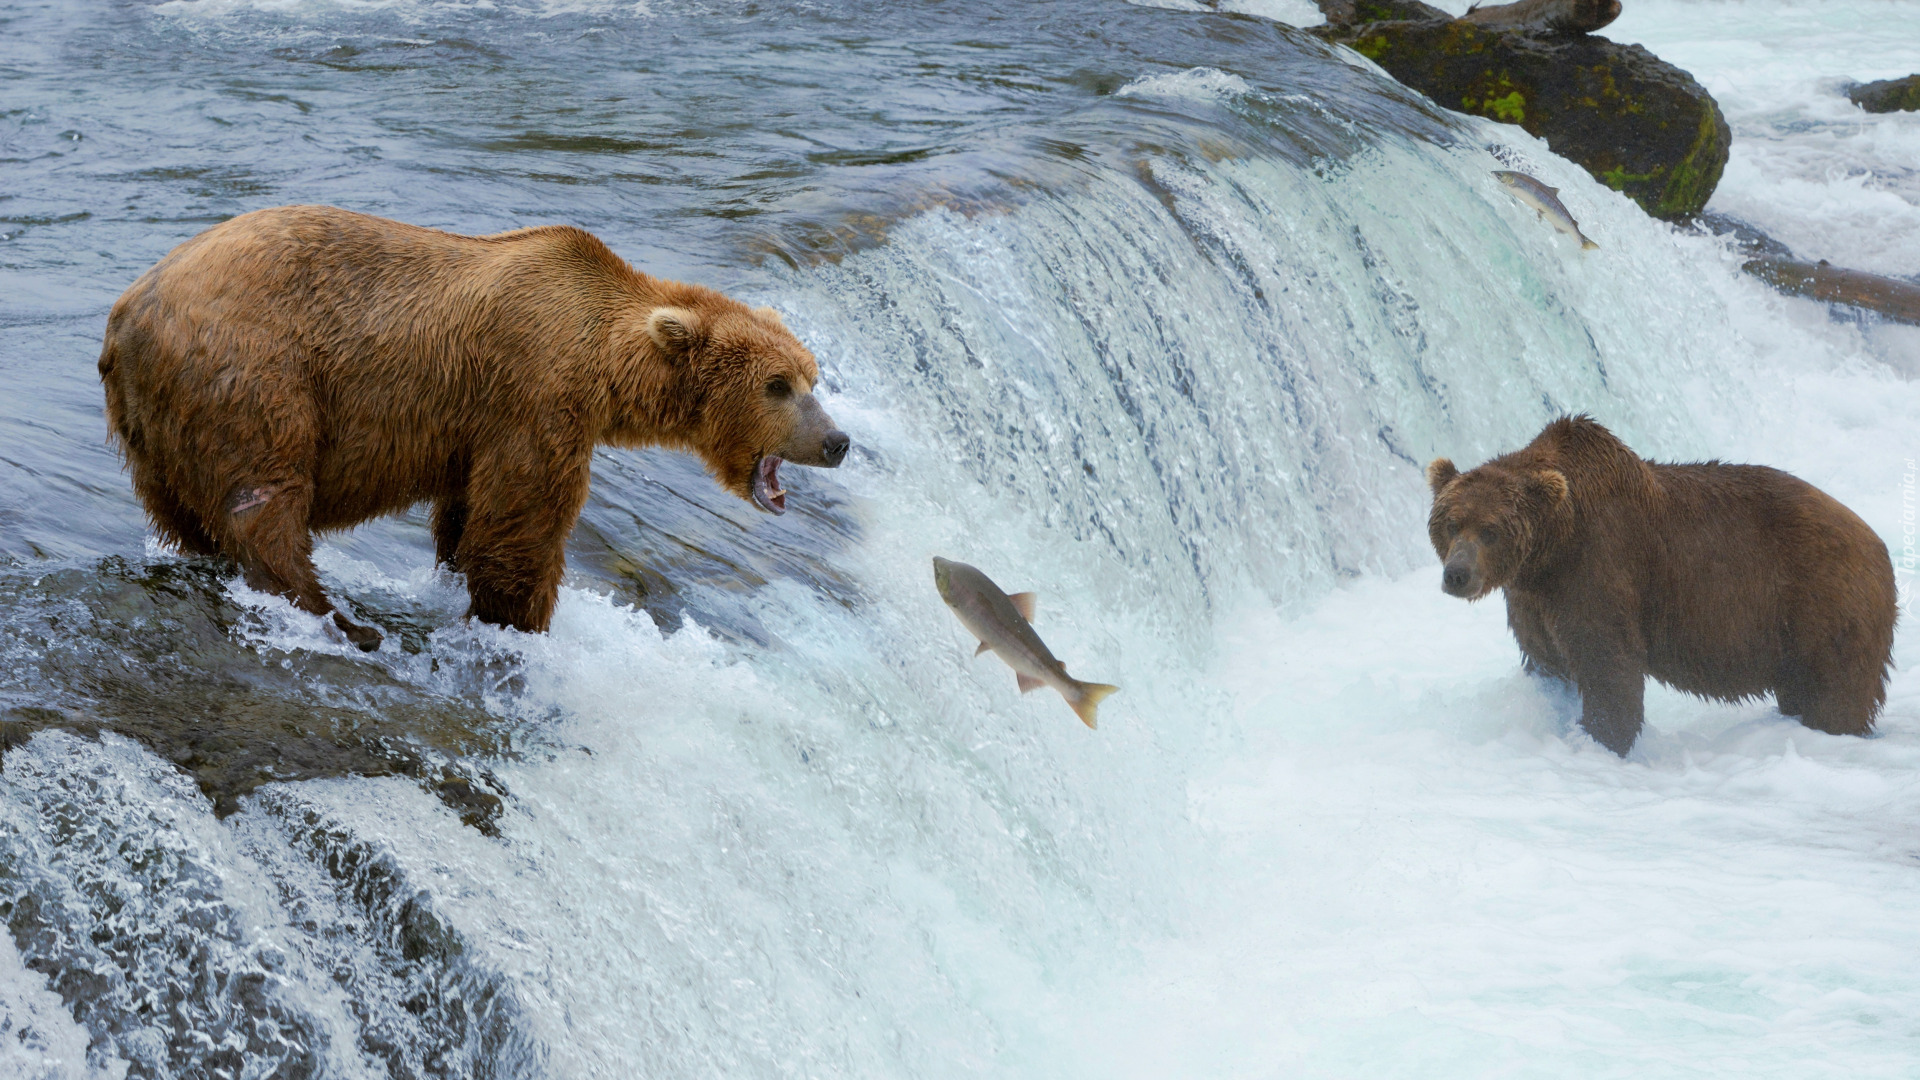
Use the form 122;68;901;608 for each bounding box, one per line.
100;205;824;638
1427;416;1897;755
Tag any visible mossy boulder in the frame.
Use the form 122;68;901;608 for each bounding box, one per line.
1314;19;1730;220
1848;75;1920;114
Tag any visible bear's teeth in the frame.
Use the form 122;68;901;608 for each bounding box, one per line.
767;486;786;499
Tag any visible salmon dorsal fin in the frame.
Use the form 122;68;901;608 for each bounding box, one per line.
974;640;992;657
1546;185;1558;194
1016;672;1044;694
1007;592;1036;622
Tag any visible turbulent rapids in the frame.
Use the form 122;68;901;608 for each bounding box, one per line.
2;1;1919;1077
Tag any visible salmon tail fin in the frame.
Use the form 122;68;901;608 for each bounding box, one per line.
1581;238;1600;251
1070;682;1119;730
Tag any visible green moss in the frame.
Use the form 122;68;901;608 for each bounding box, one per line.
1461;71;1526;124
1651;106;1729;218
1484;90;1525;122
1601;164;1658;190
1355;2;1413;20
1355;35;1389;60
1436;21;1489;56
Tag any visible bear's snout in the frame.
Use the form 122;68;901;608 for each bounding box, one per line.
822;429;850;467
781;393;850;468
1441;543;1481;598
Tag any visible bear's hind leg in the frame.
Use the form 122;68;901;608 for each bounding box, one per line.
127;458;219;557
1782;610;1890;737
1797;693;1875;737
1774;654;1810;718
225;480;382;652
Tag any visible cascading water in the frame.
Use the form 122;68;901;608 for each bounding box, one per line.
2;1;1917;1077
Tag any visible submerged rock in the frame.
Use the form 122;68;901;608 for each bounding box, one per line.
1848;75;1920;114
1313;15;1730;220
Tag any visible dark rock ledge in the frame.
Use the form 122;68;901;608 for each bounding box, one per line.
1848;75;1920;114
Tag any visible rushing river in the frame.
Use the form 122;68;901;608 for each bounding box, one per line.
3;0;1919;1076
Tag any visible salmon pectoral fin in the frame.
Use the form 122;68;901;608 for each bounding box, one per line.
1070;682;1119;730
1016;672;1044;694
975;640;992;657
1007;592;1036;622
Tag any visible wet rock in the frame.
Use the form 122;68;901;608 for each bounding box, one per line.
1458;0;1619;34
1742;257;1920;327
1313;13;1730;219
0;557;517;830
432;773;506;836
1848;75;1920;114
1697;212;1920;327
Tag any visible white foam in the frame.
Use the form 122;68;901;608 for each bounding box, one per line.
1060;556;1920;1074
1120;0;1326;22
1116;66;1258;103
0;934;107;1080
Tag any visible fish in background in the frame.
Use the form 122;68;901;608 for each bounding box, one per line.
1493;169;1599;250
932;557;1118;729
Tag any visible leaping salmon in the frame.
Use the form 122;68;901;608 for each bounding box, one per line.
932;557;1118;729
1493;170;1599;251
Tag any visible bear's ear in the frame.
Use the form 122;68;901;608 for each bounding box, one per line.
1531;469;1570;508
646;307;702;356
1425;457;1458;495
752;305;786;326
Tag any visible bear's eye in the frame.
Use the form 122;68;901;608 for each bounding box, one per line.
765;377;792;400
1478;526;1499;545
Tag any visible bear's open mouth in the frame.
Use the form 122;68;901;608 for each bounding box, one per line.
751;455;787;515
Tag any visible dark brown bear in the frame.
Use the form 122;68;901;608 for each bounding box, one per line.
1426;416;1896;755
100;205;849;650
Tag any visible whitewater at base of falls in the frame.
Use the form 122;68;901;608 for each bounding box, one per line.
2;1;1919;1076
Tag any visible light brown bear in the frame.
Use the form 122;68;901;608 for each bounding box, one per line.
99;205;849;650
1427;415;1896;755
